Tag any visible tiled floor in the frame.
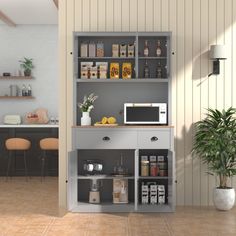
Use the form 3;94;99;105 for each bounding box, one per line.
0;177;236;236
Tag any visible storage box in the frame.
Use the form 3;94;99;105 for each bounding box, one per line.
113;179;128;204
122;63;132;79
81;69;88;79
120;44;127;57
128;43;135;57
158;185;165;204
90;66;98;79
141;183;149;204
112;44;119;57
80;62;93;79
110;63;119;79
150;184;158;204
99;70;107;79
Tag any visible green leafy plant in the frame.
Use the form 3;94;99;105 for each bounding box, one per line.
19;57;34;75
192;107;236;188
78;93;98;112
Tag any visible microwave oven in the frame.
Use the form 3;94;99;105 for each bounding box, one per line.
124;103;167;125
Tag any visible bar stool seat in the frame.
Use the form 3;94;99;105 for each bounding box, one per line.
40;138;58;150
5;138;31;180
39;138;58;181
6;138;31;150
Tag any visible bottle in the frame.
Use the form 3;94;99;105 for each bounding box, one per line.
22;84;26;96
156;62;162;78
27;85;32;96
144;60;150;78
144;40;149;57
156;40;162;57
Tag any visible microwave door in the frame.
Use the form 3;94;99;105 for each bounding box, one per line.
126;107;160;123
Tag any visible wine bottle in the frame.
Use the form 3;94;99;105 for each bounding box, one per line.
144;60;150;78
144;40;149;57
156;40;162;57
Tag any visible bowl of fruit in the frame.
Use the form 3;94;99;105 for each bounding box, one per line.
94;116;118;126
25;112;39;124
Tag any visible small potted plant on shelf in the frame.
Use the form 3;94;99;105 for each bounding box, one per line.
192;107;236;210
19;57;34;76
78;93;98;126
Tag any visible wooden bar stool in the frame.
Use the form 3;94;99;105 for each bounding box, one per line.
39;138;58;181
5;138;31;181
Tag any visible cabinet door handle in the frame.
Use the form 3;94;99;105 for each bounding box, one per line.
151;136;158;142
102;136;110;141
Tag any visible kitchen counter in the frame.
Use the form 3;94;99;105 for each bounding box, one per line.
0;125;58;176
0;124;59;128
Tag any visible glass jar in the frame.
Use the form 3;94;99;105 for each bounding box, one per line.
150;162;158;176
141;160;149;176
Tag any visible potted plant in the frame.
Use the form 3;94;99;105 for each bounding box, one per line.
78;93;98;126
19;57;34;76
193;107;236;210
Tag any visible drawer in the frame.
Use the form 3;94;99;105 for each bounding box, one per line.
75;130;137;149
137;130;170;149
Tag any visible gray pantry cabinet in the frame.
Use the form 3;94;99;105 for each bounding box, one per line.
68;32;175;212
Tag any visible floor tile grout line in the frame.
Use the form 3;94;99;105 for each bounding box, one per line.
42;217;56;236
163;214;174;236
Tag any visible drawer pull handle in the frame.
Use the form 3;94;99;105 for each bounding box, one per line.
151;136;158;142
102;136;110;141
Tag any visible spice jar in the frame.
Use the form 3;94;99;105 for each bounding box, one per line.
149;155;158;176
150;162;158;176
141;161;149;176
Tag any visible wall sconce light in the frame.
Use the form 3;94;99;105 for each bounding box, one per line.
208;45;227;77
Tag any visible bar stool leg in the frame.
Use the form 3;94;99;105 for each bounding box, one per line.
6;151;12;181
41;151;46;182
23;151;28;181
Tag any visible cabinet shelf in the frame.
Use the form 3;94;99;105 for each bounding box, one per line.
138;176;170;180
0;96;35;99
76;78;168;83
71;202;134;213
77;57;135;60
0;76;33;80
77;175;134;180
139;57;167;60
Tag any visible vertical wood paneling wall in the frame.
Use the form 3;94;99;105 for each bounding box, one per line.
59;0;236;208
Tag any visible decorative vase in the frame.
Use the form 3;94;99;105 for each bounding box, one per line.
81;112;91;126
213;187;235;211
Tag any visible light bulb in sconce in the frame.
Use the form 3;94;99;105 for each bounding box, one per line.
208;45;227;77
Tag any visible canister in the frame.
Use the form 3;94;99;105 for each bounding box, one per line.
141;160;149;176
89;42;96;57
80;42;88;57
96;41;104;57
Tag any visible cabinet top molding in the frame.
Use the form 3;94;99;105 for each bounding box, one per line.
73;32;172;37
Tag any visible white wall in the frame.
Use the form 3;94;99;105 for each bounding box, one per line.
0;25;58;122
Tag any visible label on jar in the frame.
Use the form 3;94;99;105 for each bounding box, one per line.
157;156;165;162
149;155;157;162
141;155;148;161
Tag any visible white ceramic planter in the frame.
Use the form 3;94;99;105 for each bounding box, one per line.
81;112;91;126
213;187;235;211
